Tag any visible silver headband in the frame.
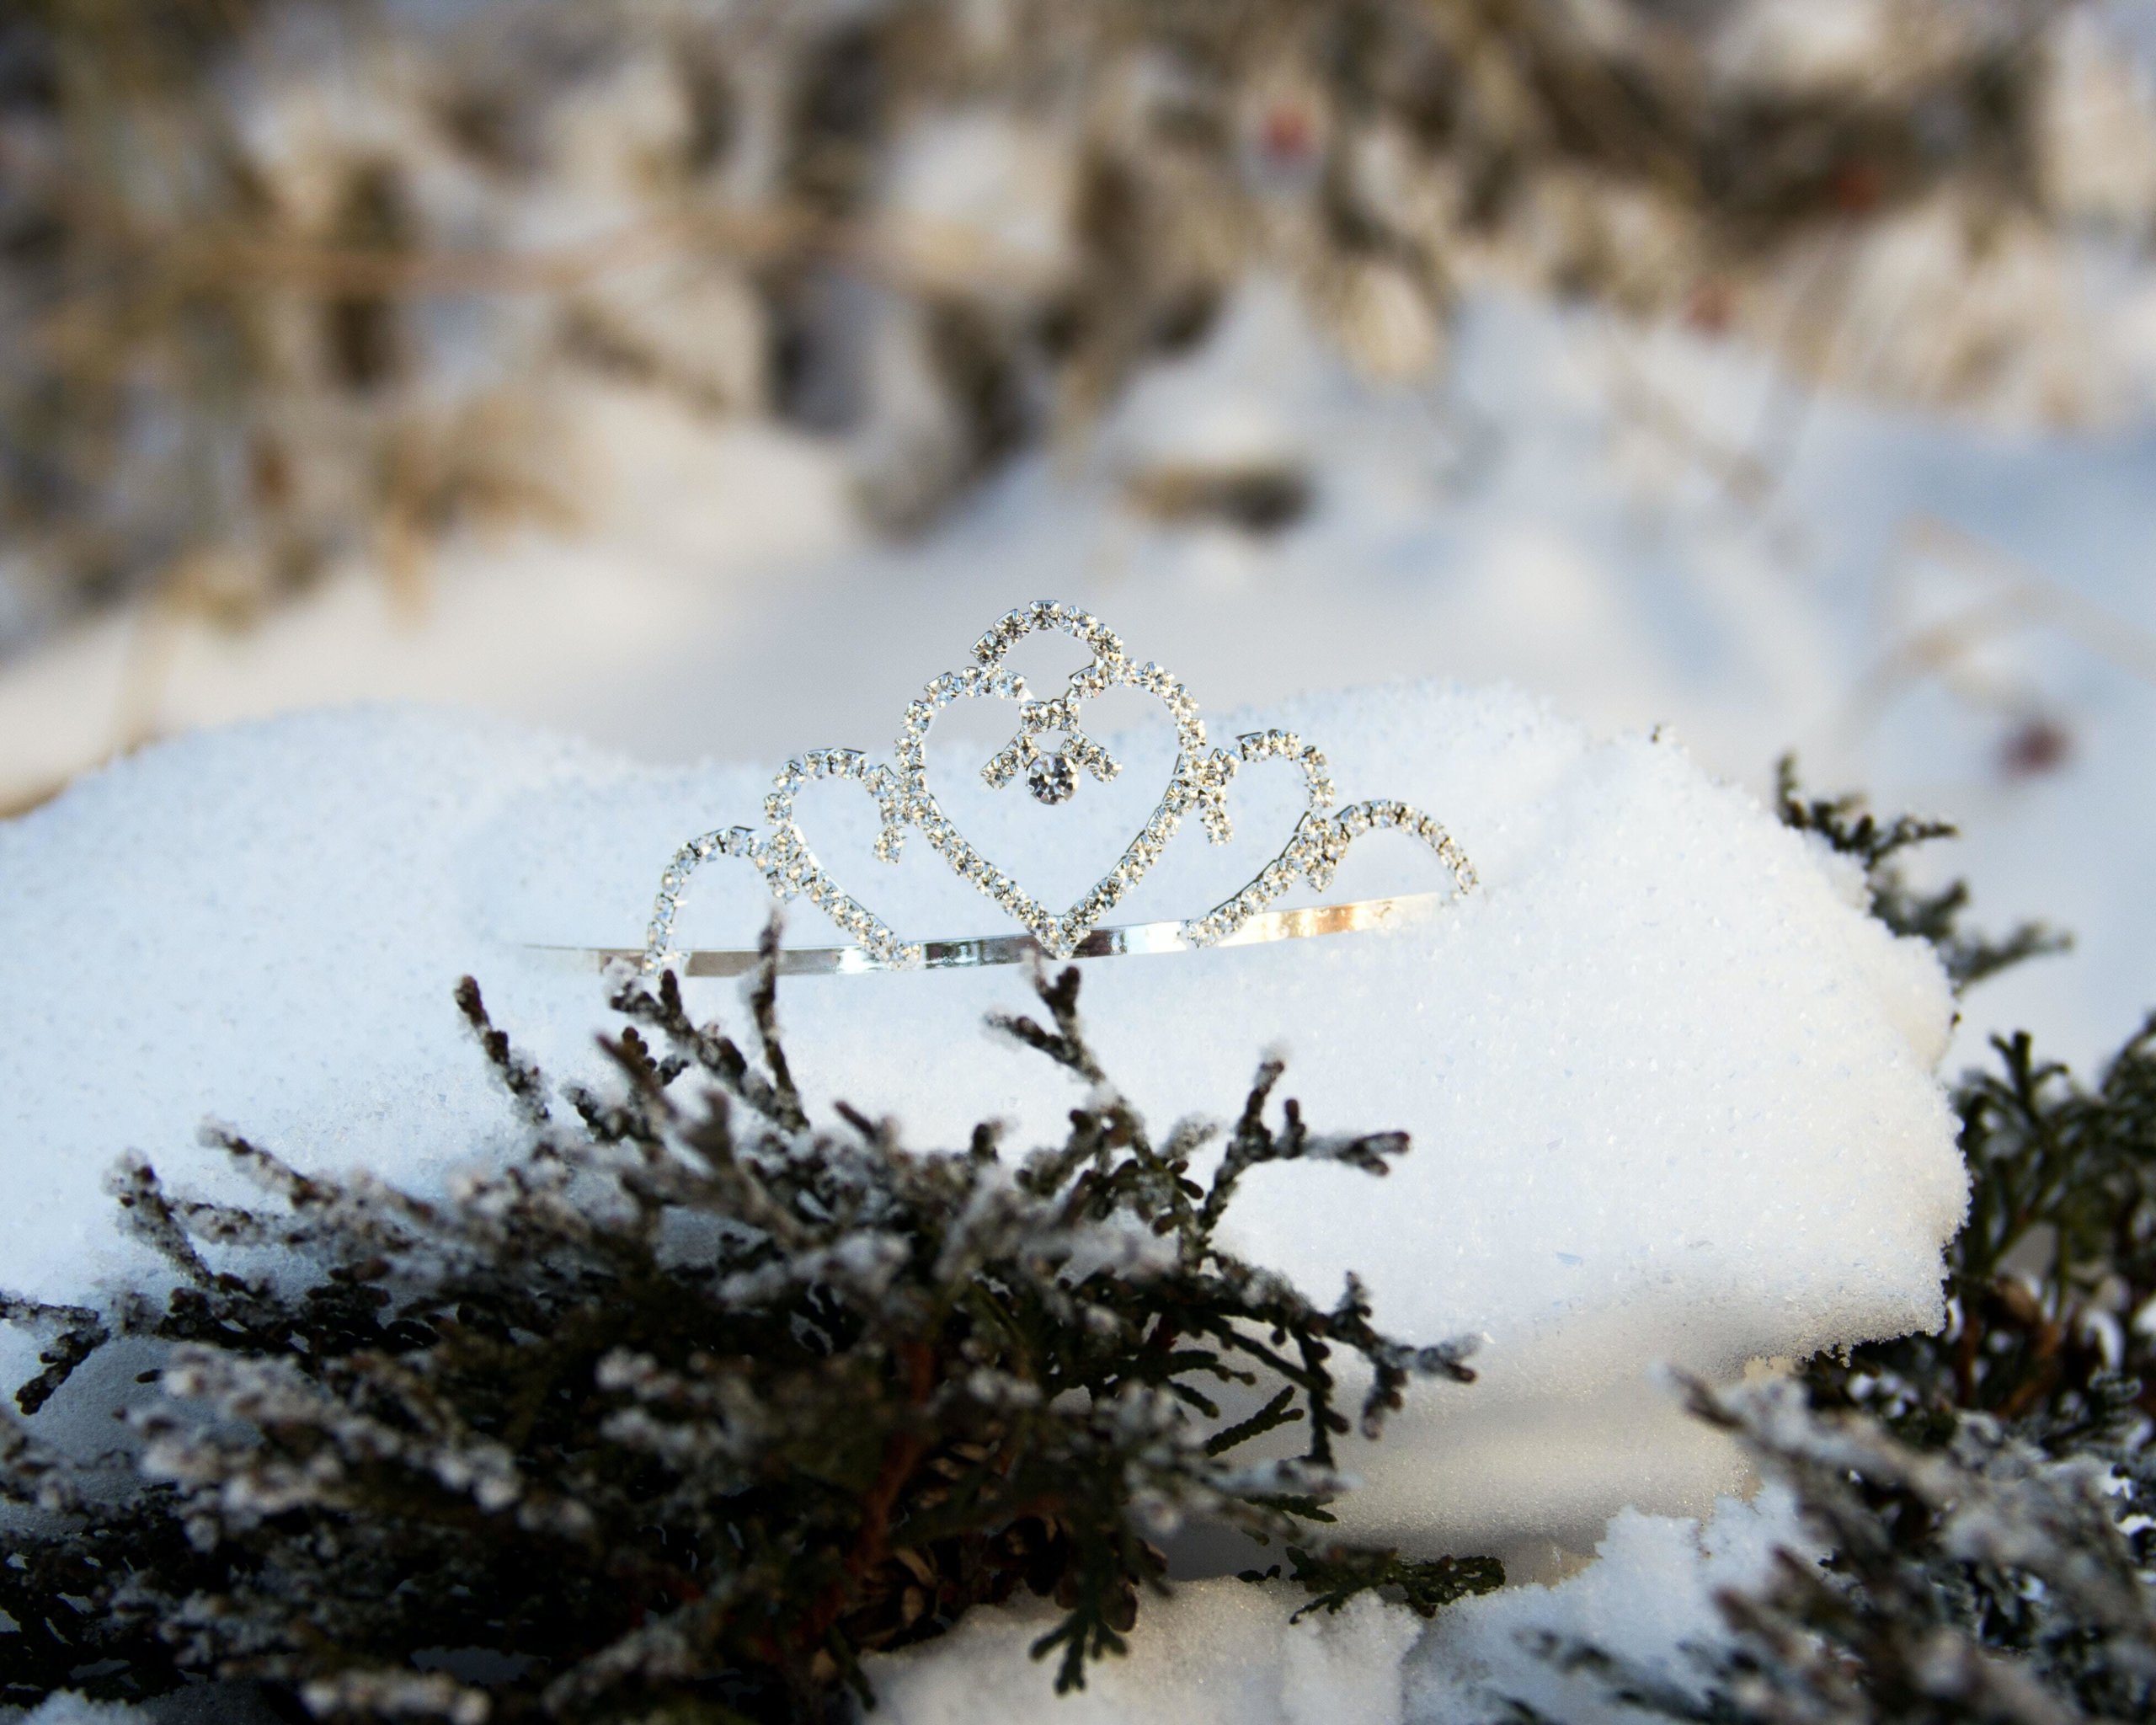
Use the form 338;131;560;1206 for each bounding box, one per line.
568;601;1476;978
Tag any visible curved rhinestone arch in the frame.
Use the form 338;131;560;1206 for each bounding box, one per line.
640;601;1475;974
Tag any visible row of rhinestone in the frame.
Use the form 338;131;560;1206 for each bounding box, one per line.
971;600;1125;667
883;603;1240;957
638;604;1476;974
1181;797;1478;948
642;746;921;975
644;787;1476;973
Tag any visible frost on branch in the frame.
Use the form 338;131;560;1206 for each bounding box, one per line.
1525;1378;2156;1725
1772;762;2156;1438
1773;757;2066;996
0;940;1491;1722
1505;783;2156;1725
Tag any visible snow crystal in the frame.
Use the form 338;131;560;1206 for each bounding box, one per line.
0;679;1961;1563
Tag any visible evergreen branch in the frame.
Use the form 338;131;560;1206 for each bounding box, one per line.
0;957;1486;1722
454;975;550;1124
1203;1384;1303;1457
1257;1546;1503;1622
1774;757;2067;993
0;1296;109;1417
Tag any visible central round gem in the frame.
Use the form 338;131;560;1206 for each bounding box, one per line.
1027;753;1078;805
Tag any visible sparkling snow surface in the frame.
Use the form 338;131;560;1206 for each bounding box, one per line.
0;680;1960;1573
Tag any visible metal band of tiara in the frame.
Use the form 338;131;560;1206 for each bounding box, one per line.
612;601;1476;978
548;889;1449;978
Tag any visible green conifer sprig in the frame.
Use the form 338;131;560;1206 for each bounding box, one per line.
1809;1017;2156;1439
0;942;1494;1722
1240;1546;1504;1624
1524;769;2156;1725
1773;757;2066;993
1519;1377;2156;1725
1775;763;2156;1439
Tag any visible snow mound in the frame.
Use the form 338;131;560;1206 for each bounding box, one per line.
0;680;1962;1559
869;1585;1418;1725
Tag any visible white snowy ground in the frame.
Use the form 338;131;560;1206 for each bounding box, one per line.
1;280;2151;1722
3;679;1953;1720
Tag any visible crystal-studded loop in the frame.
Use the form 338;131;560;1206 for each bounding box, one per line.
638;601;1475;972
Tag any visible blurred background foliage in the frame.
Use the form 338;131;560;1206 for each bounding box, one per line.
4;0;2149;646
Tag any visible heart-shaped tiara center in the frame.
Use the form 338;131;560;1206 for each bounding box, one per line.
636;601;1476;974
874;607;1239;956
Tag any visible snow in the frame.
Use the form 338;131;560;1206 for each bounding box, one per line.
881;108;1077;296
2;1700;152;1725
0;674;1961;1572
2;1689;286;1725
1707;0;1910;97
869;1584;1421;1725
0;389;857;814
1405;1484;1810;1723
2038;8;2156;234
862;1483;1810;1725
1705;0;2007;103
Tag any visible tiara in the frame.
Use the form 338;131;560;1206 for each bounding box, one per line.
574;601;1476;978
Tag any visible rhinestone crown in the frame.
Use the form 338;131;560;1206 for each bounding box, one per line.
639;601;1475;975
